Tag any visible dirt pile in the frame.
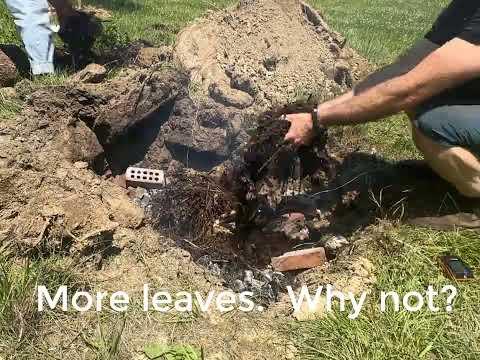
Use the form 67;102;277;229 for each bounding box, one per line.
0;67;187;258
175;0;368;109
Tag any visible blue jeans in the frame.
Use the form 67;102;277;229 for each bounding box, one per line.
5;0;55;75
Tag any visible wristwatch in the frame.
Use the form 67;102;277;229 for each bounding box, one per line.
311;107;324;137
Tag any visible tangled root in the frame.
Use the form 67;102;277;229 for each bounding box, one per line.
150;170;236;246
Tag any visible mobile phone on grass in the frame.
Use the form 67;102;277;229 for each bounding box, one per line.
439;255;474;281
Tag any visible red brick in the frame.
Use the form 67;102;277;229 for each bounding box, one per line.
271;247;326;272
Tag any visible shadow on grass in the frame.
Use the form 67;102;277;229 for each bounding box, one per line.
310;152;477;237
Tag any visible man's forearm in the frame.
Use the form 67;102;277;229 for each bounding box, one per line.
317;38;480;127
318;75;418;127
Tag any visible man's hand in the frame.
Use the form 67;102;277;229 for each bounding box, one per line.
284;113;315;146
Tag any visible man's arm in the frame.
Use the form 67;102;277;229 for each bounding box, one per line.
285;38;480;145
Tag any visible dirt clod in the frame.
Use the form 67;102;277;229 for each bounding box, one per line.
70;63;107;84
0;49;17;88
136;46;172;67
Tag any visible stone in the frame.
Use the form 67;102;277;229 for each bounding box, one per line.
208;82;254;109
70;63;107;84
0;50;16;88
300;1;329;30
293;295;327;321
271;247;327;272
60;120;105;167
324;235;349;252
0;87;17;98
334;60;353;87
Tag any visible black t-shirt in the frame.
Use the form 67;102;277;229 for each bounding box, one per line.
424;1;480;102
426;1;480;45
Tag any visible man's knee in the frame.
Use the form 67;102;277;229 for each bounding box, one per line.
455;181;480;198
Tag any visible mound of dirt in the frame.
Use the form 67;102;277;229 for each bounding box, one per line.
175;0;368;109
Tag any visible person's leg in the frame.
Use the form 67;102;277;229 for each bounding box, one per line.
5;0;55;75
411;105;480;198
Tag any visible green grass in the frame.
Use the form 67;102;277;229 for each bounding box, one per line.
83;0;234;45
292;228;480;360
0;256;78;356
310;0;448;66
0;2;19;45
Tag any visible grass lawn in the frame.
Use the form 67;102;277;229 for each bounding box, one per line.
1;0;479;359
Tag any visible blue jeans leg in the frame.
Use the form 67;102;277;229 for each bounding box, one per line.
5;0;54;75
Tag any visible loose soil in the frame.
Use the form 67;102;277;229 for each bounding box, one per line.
175;0;369;110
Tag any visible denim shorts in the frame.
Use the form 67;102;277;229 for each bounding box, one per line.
414;96;480;156
355;38;480;156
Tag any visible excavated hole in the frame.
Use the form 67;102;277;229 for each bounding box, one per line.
94;97;340;305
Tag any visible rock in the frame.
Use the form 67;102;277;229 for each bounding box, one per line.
208;82;254;109
264;213;309;242
0;87;17;98
329;43;341;57
14;79;35;100
229;70;256;95
136;46;171;67
271;247;327;272
74;161;89;169
263;53;280;71
334;60;353;87
70;64;107;84
293;295;327;321
324;235;349;252
300;1;329;30
0;50;17;88
60;120;105;168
